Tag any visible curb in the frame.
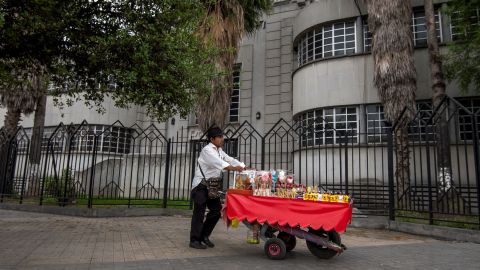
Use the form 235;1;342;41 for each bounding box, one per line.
387;220;480;244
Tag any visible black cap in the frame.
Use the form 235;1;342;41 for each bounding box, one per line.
207;127;224;139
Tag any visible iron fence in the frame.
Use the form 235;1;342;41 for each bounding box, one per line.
0;96;479;229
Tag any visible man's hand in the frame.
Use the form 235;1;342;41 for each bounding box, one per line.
225;165;244;172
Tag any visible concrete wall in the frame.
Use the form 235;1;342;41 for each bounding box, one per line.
293;0;364;40
6;96;140;128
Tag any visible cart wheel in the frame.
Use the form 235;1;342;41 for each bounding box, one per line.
277;232;296;252
306;229;341;260
264;238;287;260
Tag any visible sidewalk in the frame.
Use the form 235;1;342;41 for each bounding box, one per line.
0;209;479;270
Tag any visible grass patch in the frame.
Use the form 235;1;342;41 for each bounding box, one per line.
396;210;480;230
1;196;191;210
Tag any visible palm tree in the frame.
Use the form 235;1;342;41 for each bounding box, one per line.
196;0;271;132
0;64;45;140
0;63;46;195
366;0;417;203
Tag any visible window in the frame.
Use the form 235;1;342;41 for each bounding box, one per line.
18;125;133;154
363;9;442;52
450;8;480;41
457;98;480;141
366;105;389;143
297;20;356;67
365;102;435;143
363;19;372;52
408;102;436;142
98;126;132;154
17;127;63;153
299;106;358;146
229;65;241;123
412;9;442;47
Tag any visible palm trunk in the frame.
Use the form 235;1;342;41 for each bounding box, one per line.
0;106;21;197
3;106;21;140
197;77;233;132
196;0;244;132
367;0;417;206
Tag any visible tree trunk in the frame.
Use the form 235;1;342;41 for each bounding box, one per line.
395;127;410;205
29;95;47;164
27;94;47;197
425;0;452;191
367;0;418;205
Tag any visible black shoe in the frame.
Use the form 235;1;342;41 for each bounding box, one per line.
189;241;207;249
202;237;215;248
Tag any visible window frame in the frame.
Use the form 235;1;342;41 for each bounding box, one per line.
299;106;359;147
296;19;357;67
229;64;241;123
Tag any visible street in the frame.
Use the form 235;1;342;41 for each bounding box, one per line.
0;209;479;270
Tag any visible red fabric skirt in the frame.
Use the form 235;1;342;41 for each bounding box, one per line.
225;193;353;233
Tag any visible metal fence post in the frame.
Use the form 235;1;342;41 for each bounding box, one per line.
261;137;265;170
425;136;434;225
344;132;349;194
19;140;30;204
39;143;51;206
471;115;480;229
387;126;395;221
87;137;98;209
189;140;196;210
163;139;171;208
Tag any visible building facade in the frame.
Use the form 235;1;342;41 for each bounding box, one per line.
2;0;476;138
1;0;479;203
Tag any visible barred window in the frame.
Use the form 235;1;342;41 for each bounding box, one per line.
297;20;356;67
450;8;480;41
229;64;241;123
365;102;435;143
98;126;133;154
19;125;133;154
366;105;388;143
412;9;442;47
363;9;442;52
17;127;63;153
299;106;358;146
458;98;480;141
363;19;372;52
70;125;133;154
408;102;436;142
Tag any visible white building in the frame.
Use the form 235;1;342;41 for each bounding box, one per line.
1;0;478;207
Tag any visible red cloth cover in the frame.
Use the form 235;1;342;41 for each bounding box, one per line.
225;193;352;233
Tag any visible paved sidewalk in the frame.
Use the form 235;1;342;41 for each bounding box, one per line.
0;209;479;270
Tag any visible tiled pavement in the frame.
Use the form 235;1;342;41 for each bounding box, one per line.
0;209;479;270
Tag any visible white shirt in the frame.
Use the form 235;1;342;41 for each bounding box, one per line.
192;143;245;189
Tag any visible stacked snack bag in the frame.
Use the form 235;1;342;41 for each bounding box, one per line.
232;169;350;204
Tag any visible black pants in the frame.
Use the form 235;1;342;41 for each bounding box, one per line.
190;184;222;242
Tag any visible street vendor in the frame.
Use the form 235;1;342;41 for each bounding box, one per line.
189;126;245;249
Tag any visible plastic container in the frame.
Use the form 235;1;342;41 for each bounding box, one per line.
246;223;260;244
